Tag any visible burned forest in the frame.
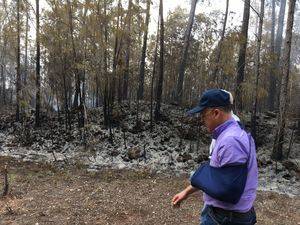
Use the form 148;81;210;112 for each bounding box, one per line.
0;0;300;224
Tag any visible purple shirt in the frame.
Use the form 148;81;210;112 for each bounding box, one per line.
204;118;258;212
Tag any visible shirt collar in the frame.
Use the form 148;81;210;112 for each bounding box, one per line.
212;117;236;139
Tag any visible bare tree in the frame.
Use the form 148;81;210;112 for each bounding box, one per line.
273;0;287;110
62;53;71;130
267;0;276;111
123;0;133;100
66;0;80;110
272;0;296;160
136;0;151;126
154;0;165;120
35;0;41;127
251;0;265;142
79;0;90;128
137;0;150;100
24;5;29;85
102;0;110;127
175;0;198;104
0;34;7;105
235;0;250;112
113;0;123;105
211;0;229;86
0;63;4;105
150;19;160;132
16;0;21;121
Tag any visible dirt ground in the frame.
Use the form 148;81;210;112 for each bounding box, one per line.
0;156;299;225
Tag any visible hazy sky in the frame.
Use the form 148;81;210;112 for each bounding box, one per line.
149;0;248;32
29;0;265;40
32;0;261;33
162;0;245;17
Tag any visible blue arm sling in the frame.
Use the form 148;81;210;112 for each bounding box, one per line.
190;133;253;204
190;162;247;204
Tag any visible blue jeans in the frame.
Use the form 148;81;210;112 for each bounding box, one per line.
200;205;257;225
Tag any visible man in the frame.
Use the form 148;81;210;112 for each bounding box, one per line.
172;89;258;225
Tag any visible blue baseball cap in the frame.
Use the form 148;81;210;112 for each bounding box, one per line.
187;89;232;116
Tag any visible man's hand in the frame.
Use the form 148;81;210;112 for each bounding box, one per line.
172;190;188;207
172;185;198;208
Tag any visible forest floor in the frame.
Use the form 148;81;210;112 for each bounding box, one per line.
0;156;299;225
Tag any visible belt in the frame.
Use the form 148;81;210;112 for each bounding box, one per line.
211;206;254;219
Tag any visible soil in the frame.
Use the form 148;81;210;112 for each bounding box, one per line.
0;156;299;225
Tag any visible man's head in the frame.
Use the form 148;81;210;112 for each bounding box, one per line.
187;89;233;133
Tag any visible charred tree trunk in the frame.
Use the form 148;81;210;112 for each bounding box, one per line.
251;0;265;142
0;65;4;105
154;0;165;120
272;0;296;161
67;0;84;128
123;0;132;101
78;0;89;128
136;0;151;127
95;69;100;107
0;35;6;105
235;0;250;112
175;0;198;104
211;0;229;86
297;119;300;136
137;0;150;100
0;72;2;105
16;0;21;121
67;0;80;110
102;0;113;143
113;0;123;105
150;20;160;132
103;83;109;127
267;0;276;111
35;0;41;127
24;8;29;86
63;72;69;130
62;42;71;131
273;0;287;111
95;0;104;108
103;0;109;126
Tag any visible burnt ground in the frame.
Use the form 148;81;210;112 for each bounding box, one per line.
0;156;299;225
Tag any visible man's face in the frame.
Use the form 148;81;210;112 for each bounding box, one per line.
200;108;223;133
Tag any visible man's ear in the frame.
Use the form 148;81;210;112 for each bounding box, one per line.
212;109;217;117
215;109;221;117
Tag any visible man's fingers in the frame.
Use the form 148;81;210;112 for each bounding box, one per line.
172;195;178;203
173;200;181;207
172;194;183;208
172;196;180;205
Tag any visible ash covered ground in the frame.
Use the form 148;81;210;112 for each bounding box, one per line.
0;102;299;196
